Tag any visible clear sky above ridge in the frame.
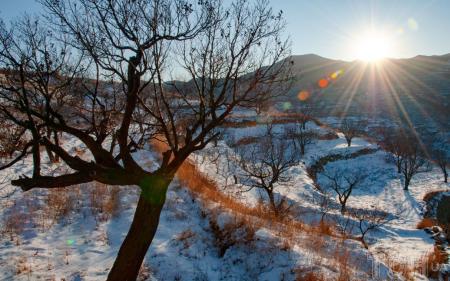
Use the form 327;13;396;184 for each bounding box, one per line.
1;0;449;61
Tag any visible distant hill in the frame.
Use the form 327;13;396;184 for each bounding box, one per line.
281;53;450;134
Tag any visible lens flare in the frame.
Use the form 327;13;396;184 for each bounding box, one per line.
318;78;329;88
407;18;419;31
298;90;310;101
330;69;344;80
282;101;292;110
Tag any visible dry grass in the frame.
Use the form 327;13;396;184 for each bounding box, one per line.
229;136;259;147
15;256;32;276
208;213;256;257
153;139;431;280
417;217;437;229
2;211;27;241
423;189;449;202
294;267;325;281
415;246;448;279
176;229;196;250
313;220;335;236
222;120;258;128
333;244;352;281
45;188;77;223
383;255;415;281
89;183;122;222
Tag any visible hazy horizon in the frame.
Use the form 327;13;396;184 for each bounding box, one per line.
2;0;450;61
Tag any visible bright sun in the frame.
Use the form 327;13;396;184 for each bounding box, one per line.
355;31;392;61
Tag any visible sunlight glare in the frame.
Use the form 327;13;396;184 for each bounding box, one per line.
355;30;393;62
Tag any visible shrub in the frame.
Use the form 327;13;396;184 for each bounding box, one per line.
176;229;196;250
209;214;256;257
2;211;27;241
294;267;325;281
417;218;437;229
45;188;76;223
89;183;122;222
415;246;447;279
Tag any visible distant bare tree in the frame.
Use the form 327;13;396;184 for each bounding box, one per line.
340;118;366;147
433;149;449;183
0;120;27;160
401;137;430;190
286;121;318;155
322;168;366;213
0;1;291;280
382;128;408;173
297;101;314;129
430;134;449;183
350;208;391;249
314;191;333;223
236;124;299;215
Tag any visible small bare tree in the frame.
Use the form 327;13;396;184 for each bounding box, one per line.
322;168;366;213
432;149;449;183
401;137;430;190
340;118;366;147
286;121;317;156
314;191;333;223
382;128;408;173
297;101;314;129
236;124;299;215
430;135;449;183
350;208;391;249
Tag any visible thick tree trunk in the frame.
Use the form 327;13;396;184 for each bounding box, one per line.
300;144;305;155
45;128;55;163
267;190;278;216
107;174;171;281
404;178;410;190
340;204;346;214
346;138;351;147
444;169;448;183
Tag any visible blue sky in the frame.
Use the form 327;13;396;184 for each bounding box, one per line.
2;0;449;61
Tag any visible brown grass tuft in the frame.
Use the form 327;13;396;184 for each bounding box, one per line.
208;213;256;257
294;268;325;281
417;217;437;229
415;246;448;278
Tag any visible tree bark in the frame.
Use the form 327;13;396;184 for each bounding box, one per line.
404;178;410;191
444;169;448;183
267;190;278;216
346;138;351;147
340;204;346;214
107;174;171;281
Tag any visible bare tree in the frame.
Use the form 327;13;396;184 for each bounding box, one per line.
350;208;391;249
322;168;366;213
401;137;430;190
313;191;333;223
297;101;314;129
340;118;366;147
0;119;27;159
430;135;449;183
382;128;408;173
0;1;291;280
236;124;299;215
286;121;317;155
432;149;449;183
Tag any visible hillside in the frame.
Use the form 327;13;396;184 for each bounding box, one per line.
280;54;450;136
1;115;448;280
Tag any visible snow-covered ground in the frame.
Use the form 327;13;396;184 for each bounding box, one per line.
0;120;448;280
